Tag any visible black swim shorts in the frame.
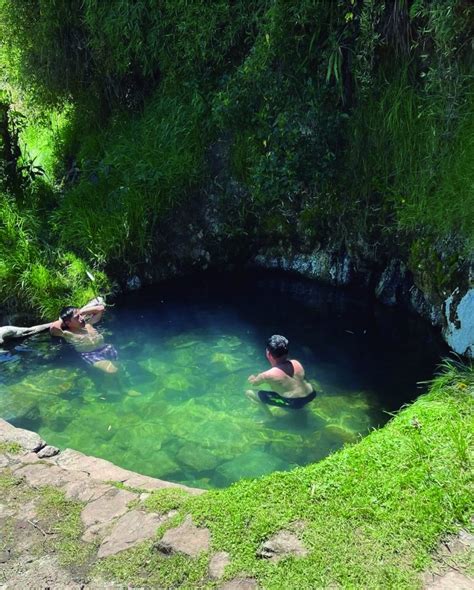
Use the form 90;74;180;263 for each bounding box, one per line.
257;389;316;409
79;344;118;366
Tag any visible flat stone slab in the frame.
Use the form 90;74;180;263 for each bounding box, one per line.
257;530;307;562
156;515;210;557
424;571;474;589
0;419;44;453
209;551;231;579
62;479;112;503
13;463;77;488
98;509;167;558
51;448;203;494
81;488;137;528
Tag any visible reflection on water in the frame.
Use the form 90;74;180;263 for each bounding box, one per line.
0;271;446;488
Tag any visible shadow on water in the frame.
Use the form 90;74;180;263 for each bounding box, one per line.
0;270;448;487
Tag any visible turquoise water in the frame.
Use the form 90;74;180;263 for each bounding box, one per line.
0;271;446;488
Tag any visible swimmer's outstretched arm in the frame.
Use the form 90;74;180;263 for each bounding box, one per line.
248;369;275;388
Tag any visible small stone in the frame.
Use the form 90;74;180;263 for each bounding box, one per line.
209;551;231;579
0;549;11;563
458;530;474;547
155;515;210;557
36;445;60;458
257;531;307;562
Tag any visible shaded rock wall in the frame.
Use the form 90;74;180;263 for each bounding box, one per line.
251;252;473;358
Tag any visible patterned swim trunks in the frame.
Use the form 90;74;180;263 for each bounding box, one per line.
79;344;118;366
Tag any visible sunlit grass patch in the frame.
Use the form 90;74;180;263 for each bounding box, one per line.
95;541;210;589
143;487;193;515
36;486;94;566
0;441;22;454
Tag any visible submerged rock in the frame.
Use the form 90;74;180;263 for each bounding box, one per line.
324;423;358;444
161;373;192;391
211;352;240;371
177;442;221;472
215;450;287;485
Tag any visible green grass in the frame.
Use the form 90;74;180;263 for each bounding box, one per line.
36;486;94;566
95;541;210;589
0;441;22;454
143;487;193;514
96;361;473;589
53;85;207;270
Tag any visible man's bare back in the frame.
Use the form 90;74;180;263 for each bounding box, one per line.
246;335;316;410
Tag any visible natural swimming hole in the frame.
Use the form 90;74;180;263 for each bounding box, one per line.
0;271;447;489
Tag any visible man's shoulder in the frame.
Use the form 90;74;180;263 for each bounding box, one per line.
290;359;305;373
50;321;65;336
265;367;283;378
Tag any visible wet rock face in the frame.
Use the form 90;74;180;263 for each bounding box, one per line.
253;252;354;287
126;275;142;291
443;288;474;357
375;259;410;306
252;251;472;358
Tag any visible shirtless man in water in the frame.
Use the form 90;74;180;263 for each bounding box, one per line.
49;303;118;373
246;334;316;409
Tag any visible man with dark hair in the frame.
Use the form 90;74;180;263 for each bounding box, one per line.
246;334;316;409
49;302;118;373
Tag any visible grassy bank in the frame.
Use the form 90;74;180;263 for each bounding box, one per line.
95;361;474;588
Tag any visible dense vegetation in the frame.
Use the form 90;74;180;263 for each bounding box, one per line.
0;1;472;317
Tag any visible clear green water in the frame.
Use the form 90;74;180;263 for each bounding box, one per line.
0;272;446;488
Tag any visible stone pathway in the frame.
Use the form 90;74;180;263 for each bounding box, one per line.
0;419;261;589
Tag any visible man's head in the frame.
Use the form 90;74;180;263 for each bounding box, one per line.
60;306;85;329
266;334;289;361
